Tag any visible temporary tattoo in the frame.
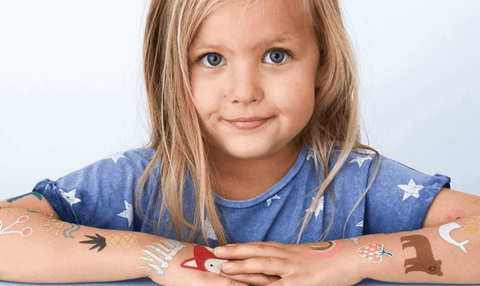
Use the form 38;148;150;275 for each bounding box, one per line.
7;192;42;203
181;246;227;274
308;240;342;259
351;237;359;244
63;223;81;239
401;235;443;276
357;242;393;263
0;215;33;237
80;233;107;252
439;222;469;253
41;216;65;237
105;233;138;250
458;218;480;234
26;210;38;213
139;239;185;276
444;209;466;223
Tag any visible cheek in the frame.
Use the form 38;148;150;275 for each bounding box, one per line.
191;80;219;118
277;81;315;121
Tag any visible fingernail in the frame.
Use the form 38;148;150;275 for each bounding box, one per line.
221;262;231;272
215;246;226;255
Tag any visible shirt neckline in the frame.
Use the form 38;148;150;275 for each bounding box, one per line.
214;146;309;209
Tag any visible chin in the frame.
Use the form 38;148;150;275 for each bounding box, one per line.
220;142;284;160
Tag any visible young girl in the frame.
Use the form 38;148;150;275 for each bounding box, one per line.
0;0;479;285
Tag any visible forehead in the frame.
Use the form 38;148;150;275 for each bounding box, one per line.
190;0;314;52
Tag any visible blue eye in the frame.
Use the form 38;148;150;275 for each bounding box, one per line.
264;50;289;64
201;53;226;67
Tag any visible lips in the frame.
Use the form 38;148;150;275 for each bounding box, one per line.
226;117;270;130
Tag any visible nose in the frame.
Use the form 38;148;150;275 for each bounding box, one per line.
227;63;264;105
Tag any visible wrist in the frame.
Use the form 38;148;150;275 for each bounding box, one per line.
136;235;191;282
353;235;399;281
342;239;368;281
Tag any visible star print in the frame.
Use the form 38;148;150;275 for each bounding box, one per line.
397;179;424;201
266;195;281;207
205;218;218;241
349;156;373;167
306;196;324;219
356;220;364;227
117;200;133;227
59;189;81;206
106;152;128;163
306;150;314;161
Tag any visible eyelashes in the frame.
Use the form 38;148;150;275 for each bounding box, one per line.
195;47;293;68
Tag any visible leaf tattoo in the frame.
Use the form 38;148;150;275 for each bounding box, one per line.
80;233;107;252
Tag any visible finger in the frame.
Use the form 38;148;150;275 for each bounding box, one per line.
209;275;251;286
265;276;295;286
220;257;287;277
214;243;285;259
247;241;285;247
178;272;252;286
220;272;281;286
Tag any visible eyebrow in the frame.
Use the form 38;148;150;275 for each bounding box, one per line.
190;34;300;55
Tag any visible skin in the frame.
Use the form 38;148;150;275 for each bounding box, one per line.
0;195;274;285
189;0;319;200
213;189;480;285
2;0;480;285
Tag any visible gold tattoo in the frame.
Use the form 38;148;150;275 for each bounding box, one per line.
106;233;138;249
459;218;480;234
41;215;65;236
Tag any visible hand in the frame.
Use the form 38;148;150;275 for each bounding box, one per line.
145;241;278;286
213;241;363;286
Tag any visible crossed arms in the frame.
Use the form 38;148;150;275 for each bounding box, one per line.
0;188;479;285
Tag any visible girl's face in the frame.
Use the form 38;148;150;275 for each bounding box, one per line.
189;0;319;160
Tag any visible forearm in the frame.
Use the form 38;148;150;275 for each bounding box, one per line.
357;215;480;283
0;207;181;283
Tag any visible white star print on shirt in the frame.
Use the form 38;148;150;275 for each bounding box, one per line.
266;195;281;207
205;218;218;241
59;188;81;206
356;220;364;227
306;150;314;161
106;152;128;163
117;200;133;227
349;156;373;167
398;179;424;201
306;195;324;219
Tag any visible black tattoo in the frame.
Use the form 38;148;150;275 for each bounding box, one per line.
80;233;107;252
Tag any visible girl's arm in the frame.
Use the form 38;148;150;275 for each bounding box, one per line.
214;188;480;285
0;194;266;285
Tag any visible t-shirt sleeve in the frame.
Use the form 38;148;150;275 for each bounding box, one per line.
32;149;155;230
364;155;451;234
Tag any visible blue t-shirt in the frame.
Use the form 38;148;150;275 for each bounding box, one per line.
33;145;450;246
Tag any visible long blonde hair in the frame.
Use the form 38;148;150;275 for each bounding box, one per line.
137;0;380;245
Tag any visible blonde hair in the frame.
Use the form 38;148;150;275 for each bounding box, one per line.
137;0;380;245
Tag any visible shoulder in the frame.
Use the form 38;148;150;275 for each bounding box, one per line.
33;148;159;228
63;148;157;179
359;153;450;233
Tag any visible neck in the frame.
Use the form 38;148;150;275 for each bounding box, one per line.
209;142;301;201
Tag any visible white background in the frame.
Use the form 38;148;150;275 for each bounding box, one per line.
1;0;479;200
